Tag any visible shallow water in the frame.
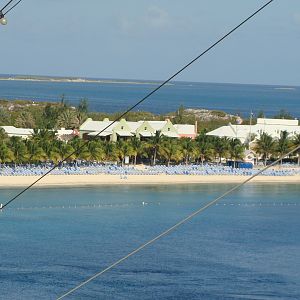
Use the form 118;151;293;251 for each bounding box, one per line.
1;79;300;117
0;184;300;299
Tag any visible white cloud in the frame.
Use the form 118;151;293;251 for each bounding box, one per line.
115;6;172;36
144;6;171;30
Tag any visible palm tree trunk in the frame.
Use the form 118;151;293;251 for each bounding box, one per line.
153;149;157;166
134;155;137;166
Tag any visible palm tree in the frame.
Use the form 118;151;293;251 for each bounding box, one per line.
254;132;276;166
31;129;59;162
86;140;105;162
55;140;75;162
213;137;230;164
180;137;196;165
159;138;182;167
0;127;9;141
41;141;59;162
228;139;245;167
116;140;133;166
276;130;291;165
147;131;163;166
9;136;27;165
130;137;145;165
195;130;213;165
69;137;89;161
31;129;56;146
103;141;117;162
56;109;79;129
15;111;36;128
0;142;13;164
292;133;300;166
25;140;45;163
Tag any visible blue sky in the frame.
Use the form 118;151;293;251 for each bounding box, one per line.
1;0;300;85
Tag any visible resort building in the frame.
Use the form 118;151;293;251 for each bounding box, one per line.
0;126;34;139
0;126;79;141
79;118;197;141
206;118;300;143
56;128;80;141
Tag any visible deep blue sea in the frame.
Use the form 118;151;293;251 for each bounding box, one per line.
0;78;300;117
0;184;299;299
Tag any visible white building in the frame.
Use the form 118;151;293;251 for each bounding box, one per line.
206;118;300;143
0;126;79;141
0;126;34;139
80;118;197;141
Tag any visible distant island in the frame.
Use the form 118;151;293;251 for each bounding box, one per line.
0;75;173;86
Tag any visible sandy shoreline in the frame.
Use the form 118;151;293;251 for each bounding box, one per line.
0;174;299;188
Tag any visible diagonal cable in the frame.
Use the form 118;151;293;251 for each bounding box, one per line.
57;144;300;300
1;0;274;210
2;0;22;15
1;0;15;11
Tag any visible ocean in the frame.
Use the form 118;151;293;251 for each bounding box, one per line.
0;184;299;299
0;78;300;117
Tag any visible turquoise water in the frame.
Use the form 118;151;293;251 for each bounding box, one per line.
0;184;300;299
0;79;300;117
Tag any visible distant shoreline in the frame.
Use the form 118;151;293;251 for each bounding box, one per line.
0;77;173;86
0;174;299;188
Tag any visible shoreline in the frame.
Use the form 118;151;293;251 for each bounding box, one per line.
0;174;299;188
0;77;173;86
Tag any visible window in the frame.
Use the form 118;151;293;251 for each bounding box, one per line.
121;126;124;130
168;128;170;131
144;127;147;130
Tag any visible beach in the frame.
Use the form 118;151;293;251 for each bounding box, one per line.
1;174;300;188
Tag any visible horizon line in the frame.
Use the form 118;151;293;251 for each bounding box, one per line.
0;73;299;88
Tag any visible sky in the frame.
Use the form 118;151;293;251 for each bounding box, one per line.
1;0;300;85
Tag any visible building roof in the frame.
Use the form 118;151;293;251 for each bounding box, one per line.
56;128;74;135
257;118;298;126
79;118;198;139
1;126;34;136
206;118;300;143
115;131;133;137
80;118;116;132
139;131;154;137
127;121;143;132
174;124;195;135
88;131;112;137
162;132;179;138
147;121;167;130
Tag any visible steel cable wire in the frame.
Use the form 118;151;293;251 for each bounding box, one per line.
57;144;300;299
1;0;22;15
1;0;274;209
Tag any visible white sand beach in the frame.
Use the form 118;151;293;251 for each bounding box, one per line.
0;174;299;188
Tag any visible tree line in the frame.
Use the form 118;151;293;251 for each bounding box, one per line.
0;128;299;167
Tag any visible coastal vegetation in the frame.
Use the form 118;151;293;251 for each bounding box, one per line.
0;98;238;132
0;125;299;166
0;98;299;166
